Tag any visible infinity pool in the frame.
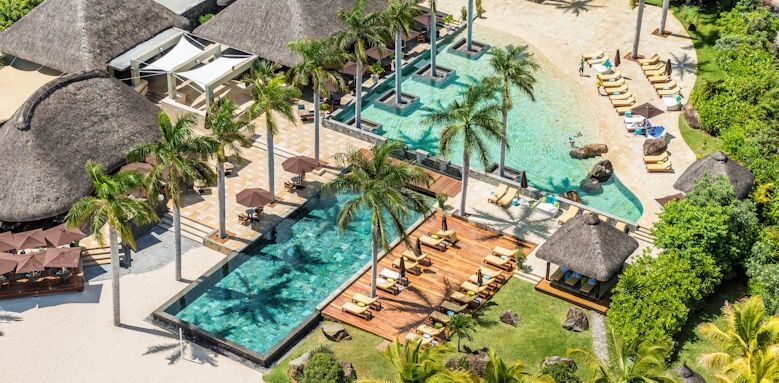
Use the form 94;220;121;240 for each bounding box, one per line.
335;30;643;222
157;192;426;363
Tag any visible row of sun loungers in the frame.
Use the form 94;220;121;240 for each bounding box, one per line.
596;70;636;115
487;183;518;207
549;265;600;297
639;54;682;97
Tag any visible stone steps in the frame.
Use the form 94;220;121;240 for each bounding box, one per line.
630;226;655;245
159;212;213;244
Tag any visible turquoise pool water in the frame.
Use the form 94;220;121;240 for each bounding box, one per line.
166;192;425;356
336;30;643;222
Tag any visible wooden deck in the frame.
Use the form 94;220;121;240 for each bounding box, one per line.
321;211;535;341
357;148;462;197
534;279;610;314
0;268;85;300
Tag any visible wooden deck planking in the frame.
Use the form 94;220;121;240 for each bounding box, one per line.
357;148;462;198
0;268;85;300
321;212;534;341
534;279;610;314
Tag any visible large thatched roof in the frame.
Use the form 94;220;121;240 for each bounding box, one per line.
673;151;754;199
536;213;639;281
0;70;161;222
0;0;187;74
194;0;387;67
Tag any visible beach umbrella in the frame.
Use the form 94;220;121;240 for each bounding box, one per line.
398;256;406;280
655;192;685;207
631;103;664;119
0;232;15;252
415;237;423;256
43;247;81;268
44;223;85;247
519;171;528;189
665;59;673;76
15;251;45;274
477;268;483;286
235;188;274;208
13;229;47;250
614;49;621;67
282;156;319;174
0;253;18;275
441;216;448;231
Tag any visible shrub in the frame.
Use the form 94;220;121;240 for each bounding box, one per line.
198;13;214;25
298;348;350;383
0;0;43;31
747;235;779;315
541;363;581;383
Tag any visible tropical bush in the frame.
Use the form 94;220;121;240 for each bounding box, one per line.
541;363;580;383
299;348;353;383
746;234;779;314
0;0;42;31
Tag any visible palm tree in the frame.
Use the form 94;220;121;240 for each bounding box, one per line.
482;349;552;383
711;349;779;383
246;72;301;199
205;97;255;239
466;0;475;51
448;313;476;352
243;59;282;87
631;0;646;59
66;161;158;325
323;141;431;297
360;338;473;383
488;45;538;178
697;296;779;383
568;330;676;383
659;0;670;35
128;112;216;282
424;82;503;216
334;0;390;129
428;0;439;76
288;37;349;163
384;0;422;105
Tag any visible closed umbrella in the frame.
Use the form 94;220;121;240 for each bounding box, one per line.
282;156;319;174
16;251;46;274
665;59;672;76
13;229;47;250
441;216;448;231
398;256;406;280
0;232;15;252
614;49;621;67
44;223;85;247
0;253;18;274
415;237;422;256
477;268;483;286
519;171;528;189
235;188;274;208
43;247;81;268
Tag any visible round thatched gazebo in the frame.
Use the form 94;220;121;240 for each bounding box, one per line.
673;151;754;199
536;212;639;299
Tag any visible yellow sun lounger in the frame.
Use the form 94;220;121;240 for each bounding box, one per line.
377;277;400;295
646;161;674;172
597;71;621;81
451;291;478;304
657;87;681;96
654;80;677;90
402;249;431;266
461;281;491;295
645;68;666;77
493;246;517;258
582;51;604;60
609;91;634;100
405;332;434;346
604;84;628;95
352;293;382;310
557;205;580;224
469;273;499;286
602;78;626;88
416;324;444;337
436;229;459;244
488;183;509;204
497;187;518;207
648;74;670;83
420;235;447;251
392;257;421;275
638;54;660;65
611;97;636;107
643;152;669;163
441;300;468;314
484;254;513;271
429;310;450;325
642;63;664;72
615;105;634;115
342;302;373;320
479;265;507;282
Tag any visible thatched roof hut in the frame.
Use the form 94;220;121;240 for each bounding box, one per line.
673;151;754;199
0;70;161;223
194;0;387;67
536;213;639;281
0;0;187;74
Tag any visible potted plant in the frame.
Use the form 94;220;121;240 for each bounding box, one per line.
514;251;527;270
368;62;384;87
435;192;448;210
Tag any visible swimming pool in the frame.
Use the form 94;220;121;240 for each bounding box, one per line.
154;192;427;365
335;29;643;222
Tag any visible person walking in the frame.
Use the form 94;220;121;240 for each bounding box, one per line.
579;58;585;76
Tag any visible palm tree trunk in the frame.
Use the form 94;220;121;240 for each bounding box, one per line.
498;107;508;178
370;224;379;298
459;151;469;216
660;0;669;35
430;10;437;76
313;91;321;162
355;60;364;129
174;202;182;282
217;163;226;239
466;0;474;51
266;126;276;198
395;31;403;105
632;0;646;59
457;335;461;352
109;226;121;326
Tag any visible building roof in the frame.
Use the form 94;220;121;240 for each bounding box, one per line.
535;213;639;281
194;0;387;67
0;70;161;222
0;0;187;74
673;151;755;199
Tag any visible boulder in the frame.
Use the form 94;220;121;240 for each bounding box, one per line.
683;104;701;129
569;144;608;159
587;160;613;182
341;360;358;381
579;178;603;195
322;323;351;342
561;190;582;203
562;308;589;332
542;356;577;370
288;351;312;380
643;138;668;156
465;350;490;377
500;310;520;327
569;148;588;159
675;362;706;383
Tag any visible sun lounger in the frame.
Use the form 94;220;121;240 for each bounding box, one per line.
392;257;421;275
488;183;509;204
342;302;373;320
550;265;569;282
644;68;666;77
416;324;444;337
609;91;634;100
597;72;621;81
402;249;431;266
461;280;491;295
581;51;604;61
646;161;674;172
405;332;434;346
429;310;451;325
657;87;681;96
643;152;669;163
537;202;559;217
451;291;478;305
638;54;660;65
603;84;628;95
479;265;507;282
377;276;400;294
436;229;459;244
352;293;382;310
493;246;517;258
648;74;670;83
557;206;580;225
440;300;468;314
592;64;613;74
642;63;664;72
469;273;499;286
654;80;677;90
601;78;625;88
565;271;582;287
611;97;636;107
580;278;597;294
615;105;634;115
615;221;627;232
484;254;512;271
420;235;447;251
497;187;518;207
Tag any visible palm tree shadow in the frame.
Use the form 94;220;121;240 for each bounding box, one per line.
143;342;219;366
471;301;499;327
670;52;697;81
396;126;440;154
544;0;601;16
467;205;553;242
0;313;22;336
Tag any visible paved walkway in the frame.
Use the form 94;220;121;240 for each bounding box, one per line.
590;311;610;361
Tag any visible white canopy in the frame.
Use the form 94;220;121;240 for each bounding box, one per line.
142;36;204;73
176;55;252;90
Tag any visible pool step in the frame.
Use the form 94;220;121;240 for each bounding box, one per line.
630;226;655;245
159;213;214;244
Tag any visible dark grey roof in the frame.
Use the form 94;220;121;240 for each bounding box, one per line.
194;0;387;67
673;151;755;199
0;70;161;222
0;0;187;73
536;213;639;281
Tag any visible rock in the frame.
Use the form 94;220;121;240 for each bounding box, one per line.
569;148;588;159
322;323;351;342
288;351;312;380
542;356;577;370
569;144;608;159
683;104;701;129
562;308;589;332
579;178;603;194
643;138;668;156
675;362;706;383
341;360;357;381
587;160;613;182
561;190;582;203
500;310;520;327
465;350;490;377
445;357;463;371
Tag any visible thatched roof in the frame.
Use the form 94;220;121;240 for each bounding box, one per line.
0;70;161;222
194;0;387;67
536;213;639;281
0;0;187;74
673;151;754;199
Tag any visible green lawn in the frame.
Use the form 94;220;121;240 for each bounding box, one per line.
678;115;723;158
265;279;593;382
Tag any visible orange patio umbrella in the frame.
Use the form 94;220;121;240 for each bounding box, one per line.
0;253;18;274
15;251;46;274
43;247;82;268
13;229;47;250
44;223;86;247
0;232;15;252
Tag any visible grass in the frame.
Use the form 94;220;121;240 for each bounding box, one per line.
264;280;593;382
678;115;723;157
